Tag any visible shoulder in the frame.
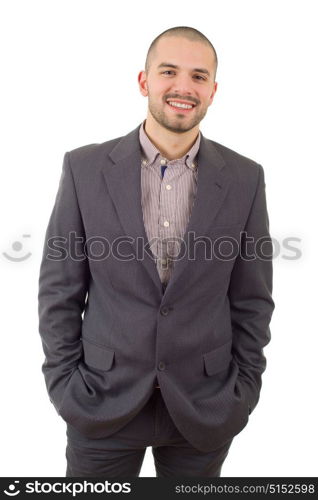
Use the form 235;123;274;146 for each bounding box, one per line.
66;135;123;167
60;134;126;185
209;138;261;171
204;138;264;193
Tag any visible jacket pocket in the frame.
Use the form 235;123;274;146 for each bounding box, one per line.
82;336;115;371
203;340;233;376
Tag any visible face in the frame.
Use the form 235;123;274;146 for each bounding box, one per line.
138;36;218;134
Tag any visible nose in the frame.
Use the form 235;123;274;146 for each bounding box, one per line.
170;73;195;98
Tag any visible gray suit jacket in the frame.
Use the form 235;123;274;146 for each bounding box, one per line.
38;123;275;452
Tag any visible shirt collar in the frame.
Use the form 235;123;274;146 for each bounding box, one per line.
139;119;201;170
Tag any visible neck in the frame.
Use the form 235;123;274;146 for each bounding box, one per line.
143;114;200;160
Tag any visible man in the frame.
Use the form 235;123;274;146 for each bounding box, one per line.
38;26;275;477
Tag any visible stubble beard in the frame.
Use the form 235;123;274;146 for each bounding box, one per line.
148;96;208;134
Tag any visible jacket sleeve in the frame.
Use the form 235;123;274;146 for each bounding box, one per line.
38;152;89;414
228;164;275;414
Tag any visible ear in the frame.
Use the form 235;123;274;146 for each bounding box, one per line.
208;81;218;106
138;70;148;97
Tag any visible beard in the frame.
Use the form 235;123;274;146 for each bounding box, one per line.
148;95;208;134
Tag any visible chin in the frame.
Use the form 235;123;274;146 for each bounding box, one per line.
164;123;196;134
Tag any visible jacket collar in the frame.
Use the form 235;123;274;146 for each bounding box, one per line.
139;119;201;170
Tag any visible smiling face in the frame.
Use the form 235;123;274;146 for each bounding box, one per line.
138;36;218;134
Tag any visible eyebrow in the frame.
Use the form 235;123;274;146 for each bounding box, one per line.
157;62;210;77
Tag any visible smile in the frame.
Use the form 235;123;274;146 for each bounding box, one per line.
166;101;196;113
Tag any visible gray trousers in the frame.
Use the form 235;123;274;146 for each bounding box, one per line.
65;386;233;477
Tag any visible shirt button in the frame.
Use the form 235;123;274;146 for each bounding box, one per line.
160;306;170;316
163;220;170;227
142;159;147;166
158;361;166;371
160;158;167;165
166;184;172;190
190;162;196;169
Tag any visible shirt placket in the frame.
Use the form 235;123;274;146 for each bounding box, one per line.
158;160;180;283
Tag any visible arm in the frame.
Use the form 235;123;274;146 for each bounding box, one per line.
38;152;89;414
229;164;275;414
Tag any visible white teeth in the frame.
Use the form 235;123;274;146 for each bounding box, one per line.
168;101;193;109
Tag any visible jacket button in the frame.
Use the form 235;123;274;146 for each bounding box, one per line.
158;361;166;371
160;306;170;316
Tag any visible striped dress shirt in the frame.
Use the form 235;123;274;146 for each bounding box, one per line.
139;120;201;289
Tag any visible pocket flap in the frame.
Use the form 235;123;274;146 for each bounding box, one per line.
203;340;233;376
82;337;115;371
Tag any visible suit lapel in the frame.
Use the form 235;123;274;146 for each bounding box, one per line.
102;123;233;295
164;134;233;294
102;124;163;291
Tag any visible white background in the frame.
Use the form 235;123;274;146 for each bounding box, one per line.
1;0;317;477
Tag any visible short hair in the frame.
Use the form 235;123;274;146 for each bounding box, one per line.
145;26;218;79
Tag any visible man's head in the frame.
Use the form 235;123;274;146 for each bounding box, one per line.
138;26;218;134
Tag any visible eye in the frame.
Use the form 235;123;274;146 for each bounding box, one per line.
161;71;206;81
